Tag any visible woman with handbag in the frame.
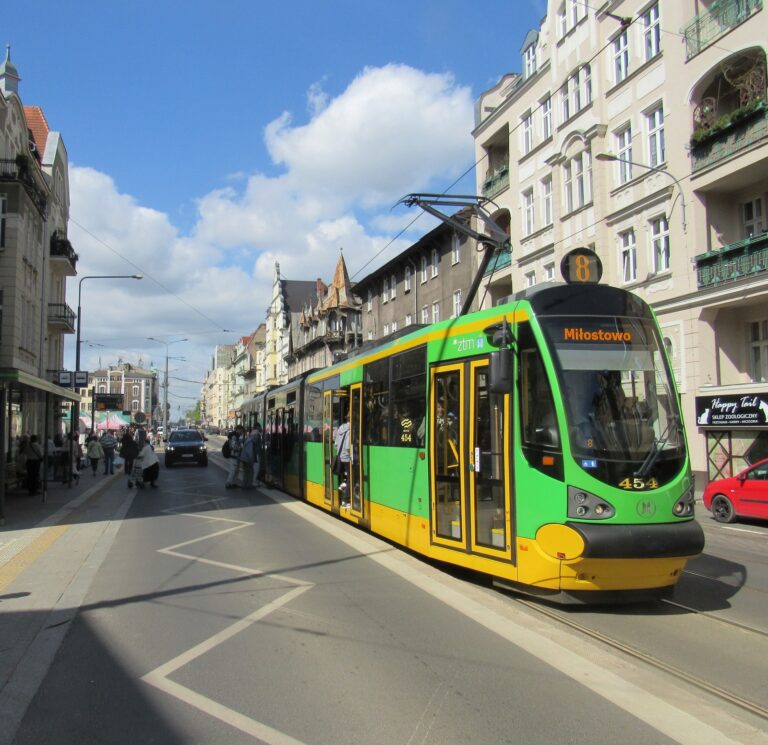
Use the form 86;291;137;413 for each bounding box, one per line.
85;434;104;476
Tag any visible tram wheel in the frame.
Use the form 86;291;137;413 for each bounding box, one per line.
711;494;736;523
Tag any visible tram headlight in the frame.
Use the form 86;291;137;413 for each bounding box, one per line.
568;486;615;520
672;484;695;517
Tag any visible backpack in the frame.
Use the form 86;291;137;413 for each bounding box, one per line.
222;438;232;459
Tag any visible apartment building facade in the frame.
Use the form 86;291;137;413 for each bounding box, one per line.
473;0;767;480
0;49;79;511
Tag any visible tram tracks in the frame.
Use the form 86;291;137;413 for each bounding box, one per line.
513;596;768;724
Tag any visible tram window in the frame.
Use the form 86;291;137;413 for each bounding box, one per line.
364;358;389;446
390;347;426;447
304;385;323;442
519;322;560;448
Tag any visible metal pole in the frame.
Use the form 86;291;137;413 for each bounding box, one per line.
163;350;169;440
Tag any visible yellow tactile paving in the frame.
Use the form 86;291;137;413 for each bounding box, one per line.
0;524;70;592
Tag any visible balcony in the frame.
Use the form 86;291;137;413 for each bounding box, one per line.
484;244;512;275
48;302;76;332
695;232;768;287
682;0;762;60
691;103;768;172
482;165;509;200
0;155;48;216
50;230;78;274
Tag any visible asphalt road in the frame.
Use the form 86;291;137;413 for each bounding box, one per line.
5;459;767;744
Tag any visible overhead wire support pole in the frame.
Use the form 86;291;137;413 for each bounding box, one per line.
396;193;510;316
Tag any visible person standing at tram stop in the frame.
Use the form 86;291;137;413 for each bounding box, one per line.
120;428;140;488
225;425;245;489
238;429;256;489
85;434;104;476
25;435;45;496
136;430;160;488
100;429;117;475
334;411;351;508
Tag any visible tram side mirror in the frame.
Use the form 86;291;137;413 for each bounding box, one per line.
489;348;512;394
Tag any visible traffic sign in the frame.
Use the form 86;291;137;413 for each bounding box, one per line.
134;411;147;424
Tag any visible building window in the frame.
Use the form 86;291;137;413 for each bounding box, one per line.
391;320;397;332
383;323;390;336
613;30;629;84
390;273;397;299
749;320;768;382
650;217;670;273
560;84;570;122
524;44;537;78
420;255;428;283
432;301;440;323
575;155;586;207
404;264;412;291
619;229;637;283
421;305;429;324
647;105;665;167
452;289;462;317
367;289;372;311
431;248;439;278
133;385;139;396
451;233;461;264
563;162;573;213
643;3;661;61
382;276;389;303
557;2;567;37
541;96;552;139
544;262;555;281
368;330;373;341
523;188;535;236
405;313;412;326
522;112;533;154
542;176;553;226
569;0;581;27
616;126;633;184
132;400;139;412
525;271;536;288
743;198;765;237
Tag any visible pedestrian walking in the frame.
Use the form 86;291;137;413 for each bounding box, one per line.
239;429;256;488
334;410;351;508
85;434;104;476
253;423;264;486
26;434;44;495
136;431;159;488
52;433;65;480
120;430;140;488
225;426;244;488
100;430;117;474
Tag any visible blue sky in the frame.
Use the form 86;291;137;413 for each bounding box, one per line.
6;0;544;413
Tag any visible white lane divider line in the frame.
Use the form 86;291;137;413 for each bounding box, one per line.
143;500;313;743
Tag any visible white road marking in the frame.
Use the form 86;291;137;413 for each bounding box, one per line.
143;500;313;744
718;526;766;536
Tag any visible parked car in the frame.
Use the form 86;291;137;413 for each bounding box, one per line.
702;458;768;523
164;428;208;467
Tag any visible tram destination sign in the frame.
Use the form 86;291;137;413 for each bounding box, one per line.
695;392;768;428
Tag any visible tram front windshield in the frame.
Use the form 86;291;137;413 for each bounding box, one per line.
540;315;685;484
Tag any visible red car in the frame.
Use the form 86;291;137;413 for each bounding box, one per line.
703;458;768;523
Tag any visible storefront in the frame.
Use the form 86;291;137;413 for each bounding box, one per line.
0;368;81;522
695;391;768;481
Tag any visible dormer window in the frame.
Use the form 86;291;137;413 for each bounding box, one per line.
524;44;537;78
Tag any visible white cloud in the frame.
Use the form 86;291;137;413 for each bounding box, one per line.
66;63;475;408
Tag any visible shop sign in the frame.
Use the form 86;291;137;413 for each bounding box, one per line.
695;392;768;428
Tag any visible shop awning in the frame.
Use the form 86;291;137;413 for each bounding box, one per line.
0;368;81;402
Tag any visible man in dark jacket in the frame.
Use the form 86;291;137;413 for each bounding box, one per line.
120;430;140;488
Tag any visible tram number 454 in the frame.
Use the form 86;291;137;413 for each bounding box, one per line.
618;477;659;490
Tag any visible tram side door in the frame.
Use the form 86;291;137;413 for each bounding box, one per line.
322;389;348;508
468;360;513;561
348;383;364;517
430;365;466;546
429;361;513;560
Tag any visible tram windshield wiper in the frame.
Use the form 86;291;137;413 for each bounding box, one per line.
634;414;681;478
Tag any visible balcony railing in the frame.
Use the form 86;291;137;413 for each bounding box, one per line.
482;166;509;200
50;230;79;268
691;107;768;172
682;0;762;60
695;232;768;287
0;156;48;216
484;244;512;275
47;302;76;332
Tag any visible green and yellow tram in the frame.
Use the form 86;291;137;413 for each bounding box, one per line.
241;250;704;601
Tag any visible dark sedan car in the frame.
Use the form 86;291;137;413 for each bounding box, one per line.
164;429;208;467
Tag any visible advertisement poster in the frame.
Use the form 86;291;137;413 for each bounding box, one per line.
695;392;768;428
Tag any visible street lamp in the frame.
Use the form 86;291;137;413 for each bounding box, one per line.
595;153;687;233
147;337;187;438
76;275;143;372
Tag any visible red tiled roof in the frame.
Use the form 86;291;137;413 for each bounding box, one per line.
23;106;50;161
